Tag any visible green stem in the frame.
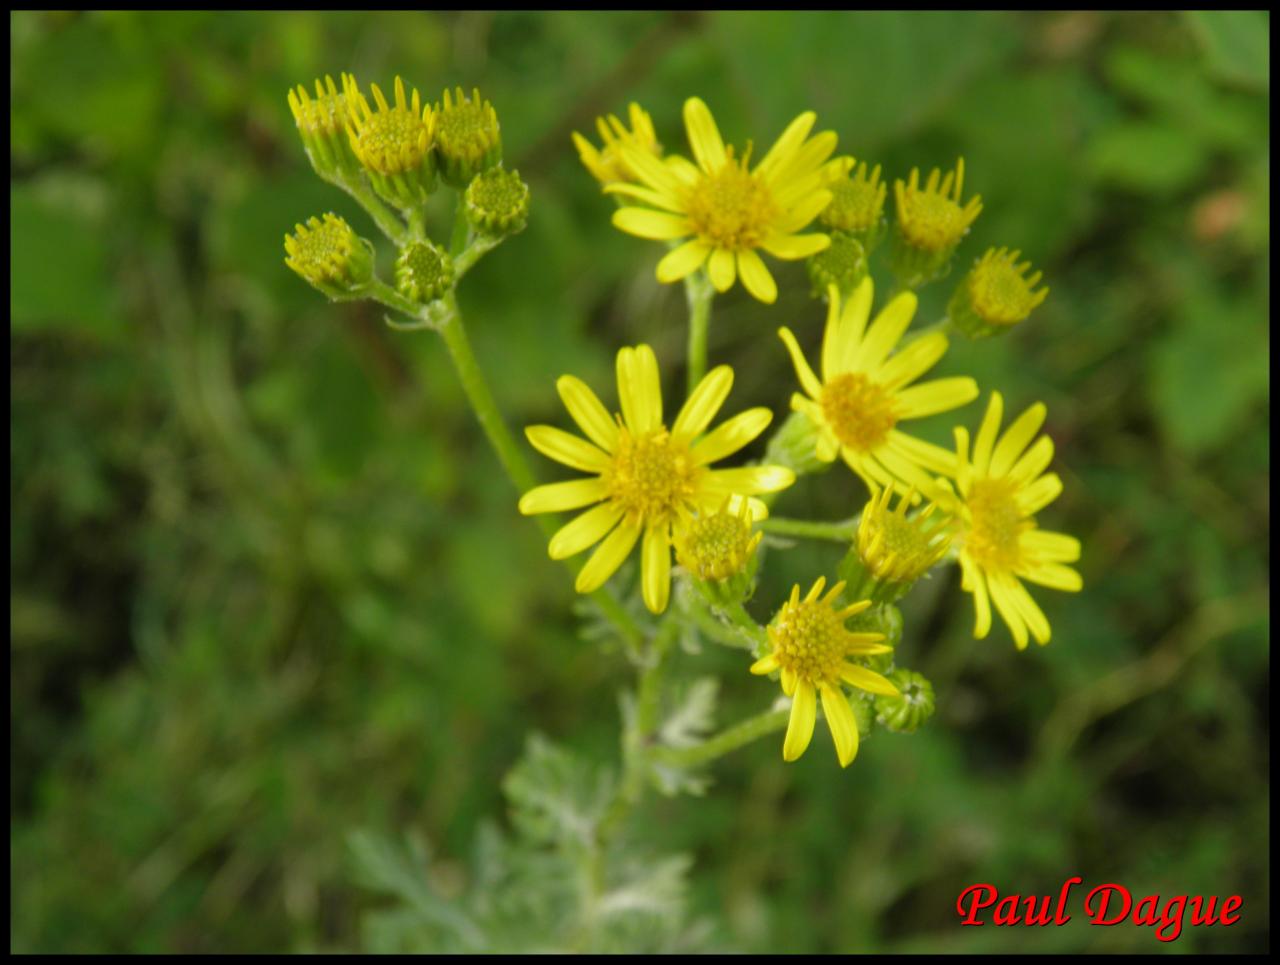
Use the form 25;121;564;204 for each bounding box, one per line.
367;278;428;320
454;235;502;279
337;175;408;246
650;708;790;770
759;515;860;542
407;206;426;241
449;196;472;257
683;269;714;394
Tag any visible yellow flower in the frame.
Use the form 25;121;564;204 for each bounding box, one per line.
821;161;887;246
942;392;1083;649
893;158;982;254
435;86;502;187
606;97;852;304
342;75;437;207
949;247;1049;338
287;73;359;179
518;346;795;614
750;577;898;767
856;484;952;588
778;277;979;497
572;103;662;185
673;497;762;583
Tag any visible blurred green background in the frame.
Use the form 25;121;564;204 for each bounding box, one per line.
10;9;1269;953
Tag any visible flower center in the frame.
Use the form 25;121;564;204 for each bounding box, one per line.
355;109;429;174
969;250;1046;325
685;155;777;251
286;214;359;284
770;599;847;683
900;192;967;252
962;478;1027;571
820;373;898;452
436;88;500;165
822;165;885;233
605;428;701;523
675;507;756;581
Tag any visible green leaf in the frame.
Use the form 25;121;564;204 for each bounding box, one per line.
501;734;614;847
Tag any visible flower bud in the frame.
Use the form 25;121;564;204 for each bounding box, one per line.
465;167;530;236
845;484;952;604
874;668;936;733
948;246;1048;339
284;213;373;298
572;103;662;186
287;74;360;181
434;87;502;188
395;240;455;305
674;499;762;605
889;158;982;290
806;231;867;298
343;74;437;210
763;410;833;478
820;162;887;252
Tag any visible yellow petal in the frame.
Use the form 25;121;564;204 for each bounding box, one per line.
612;207;692;240
1008;435;1054;486
783;682;817;762
1020;561;1083;593
989;402;1047;477
1017;473;1063;515
641;522;672;614
972;392;1004;478
657;239;712;283
701;465;796;496
773;188;834;233
525;425;611;473
894;377;979;419
960;554;992;639
877;332;949;391
999;573;1052;644
672;365;733;441
575;516;641;593
519;478;607;515
759;232;830;260
750;652;780;675
886;430;960;477
737;249;777;304
682;96;727;172
690;408;773;465
777;327;823;399
549;502;625;560
753;110;816;180
838;277;875;366
618;142;685;195
1022;529;1081;564
616;344;662;433
820;284;848;382
557;375;619;452
852;291;918;373
602;181;684;212
838;664;900;697
820;683;860;768
707;247;736;292
987;573;1028;650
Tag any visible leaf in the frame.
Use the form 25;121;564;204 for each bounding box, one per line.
501;734;614;847
657;677;718;749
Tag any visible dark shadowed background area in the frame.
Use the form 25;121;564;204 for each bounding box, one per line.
10;9;1269;953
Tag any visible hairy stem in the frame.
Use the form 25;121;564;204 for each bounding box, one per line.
683;269;715;394
759;515;860;542
650;707;790;769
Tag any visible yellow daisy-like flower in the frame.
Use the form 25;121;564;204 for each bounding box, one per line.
778;277;979;497
342;75;437;207
893;158;982;254
750;577;899;767
572;103;662;185
605;97;853;304
856;484;952;587
942;392;1083;649
518;345;796;614
949;247;1050;338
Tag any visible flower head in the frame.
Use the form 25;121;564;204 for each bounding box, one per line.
874;668;936;734
606;97;853;304
465;166;530;235
821;161;887;250
949;247;1049;338
805;231;867;297
519;346;795;614
855;484;952;599
435;87;502;187
750;577;899;767
778;277;978;497
572;103;662;185
343;75;436;207
395;240;454;304
284;213;372;296
673;497;762;583
890;158;982;288
941;392;1082;649
287;73;359;179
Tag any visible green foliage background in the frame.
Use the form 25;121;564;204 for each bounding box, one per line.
10;10;1269;953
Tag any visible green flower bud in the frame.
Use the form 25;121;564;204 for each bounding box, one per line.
889;158;982;290
287;73;361;181
674;499;762;605
806;231;868;298
343;74;438;210
395;240;455;304
435;87;502;188
284;213;373;298
763;410;832;478
820;162;887;252
465;167;530;236
948;246;1049;339
874;668;936;734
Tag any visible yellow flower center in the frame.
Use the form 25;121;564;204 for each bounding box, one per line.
820;373;898;452
822;164;885;233
285;214;359;284
685;155;777;251
899;192;969;252
354;109;430;174
969;249;1047;325
436;88;500;165
674;507;757;581
770;598;847;684
962;478;1027;571
605;428;701;522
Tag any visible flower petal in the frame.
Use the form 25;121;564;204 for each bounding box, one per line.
602;181;684;212
1022;529;1081;563
959;554;992;639
852;291;918;373
519;478;607;515
1008;435;1054;486
707;247;736;292
657;239;712;283
612;207;692;240
894;377;979;419
820;683;859;768
877;333;948;391
838;664;901;697
750;652;780;675
759;232;829;260
672;365;734;441
691;407;773;465
525;425;612;473
987;572;1029;650
641;522;672;613
783;681;817;761
886;430;960;477
618;142;685;195
557;375;619;452
972;392;1004;478
702;465;796;496
1017;473;1063;515
574;516;641;593
1020;561;1083;592
549;502;625;559
989;402;1047;477
753;111;816;180
737;249;777;303
777;327;823;398
683;97;727;173
616;344;662;433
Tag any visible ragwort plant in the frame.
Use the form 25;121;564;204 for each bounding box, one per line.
283;77;1081;952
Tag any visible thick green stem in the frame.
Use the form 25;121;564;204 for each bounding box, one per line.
759;515;860;542
683;270;714;394
449;196;472;257
650;708;790;769
367;278;428;320
335;175;408;246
